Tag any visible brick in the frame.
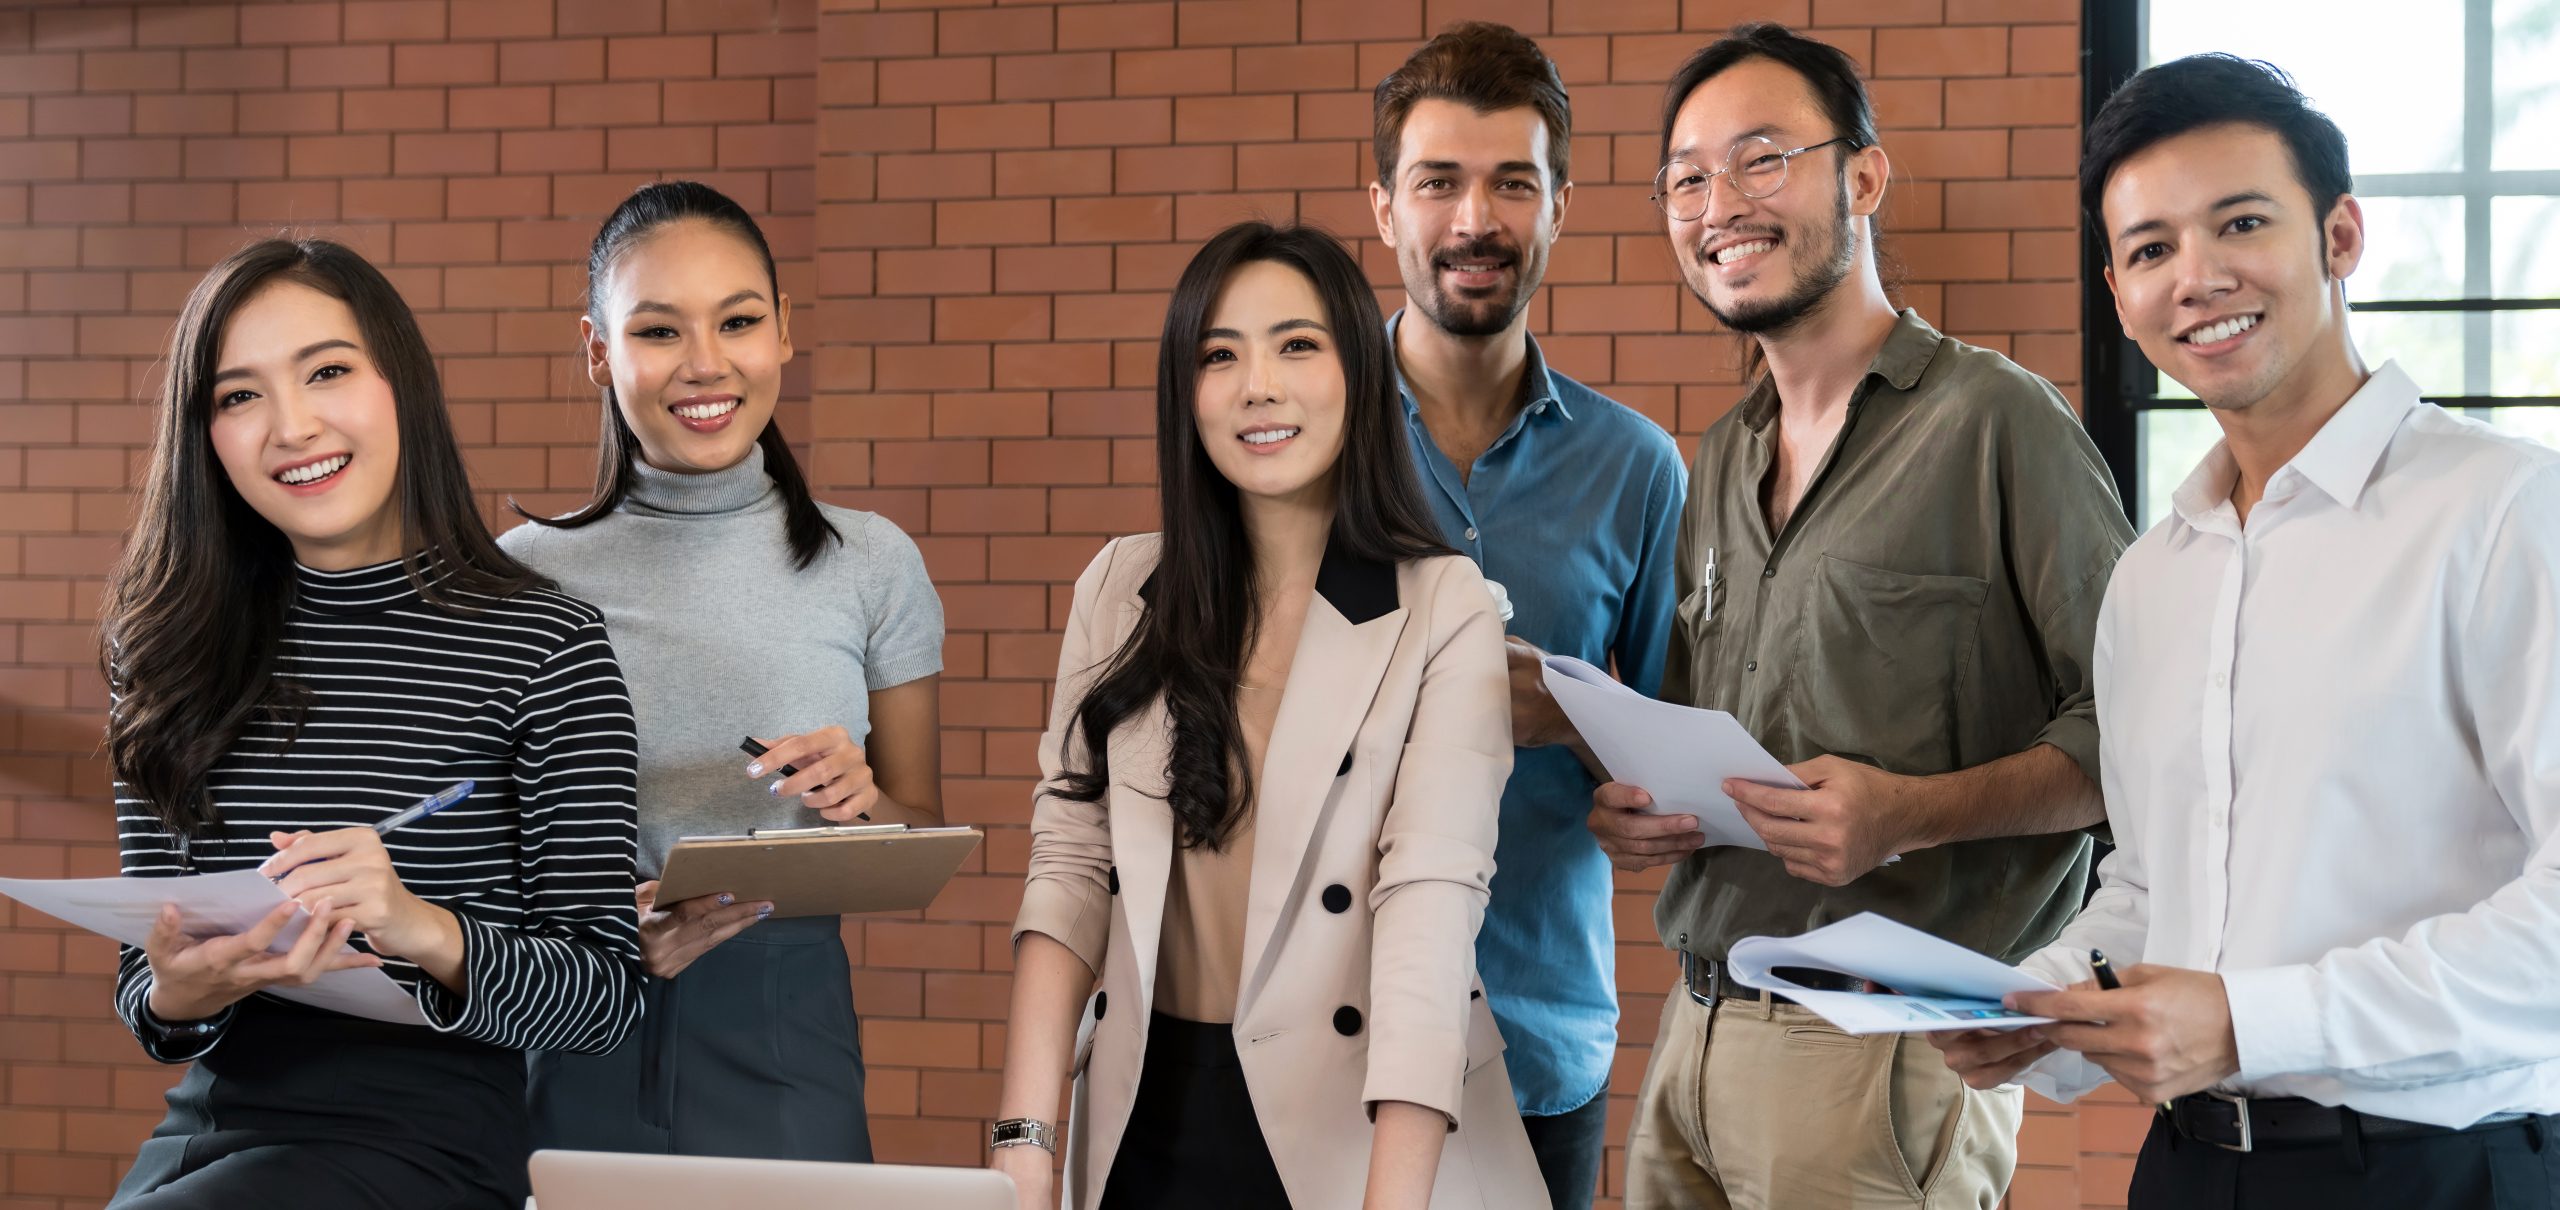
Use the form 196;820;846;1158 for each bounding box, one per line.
713;31;804;77
558;0;666;37
993;52;1115;102
0;141;77;182
450;0;553;39
1058;3;1173;51
290;43;390;89
608;34;713;80
1173;94;1293;143
342;87;448;131
879;57;993;107
937;103;1050;152
994;149;1112;199
1301;0;1420;41
237;89;340;134
344;1;447;42
31;96;129;138
663;78;768;124
1177;0;1298;46
1114;47;1233;96
938;8;1054;56
1811;0;1943;22
184;46;287;91
1886;128;2008;180
288;133;392;178
1945;75;2077;128
1055;195;1171;245
500;38;605;84
0;52;79;94
184;136;286;180
995;245;1112;294
821;12;934;59
451;85;558;130
1235;43;1356;93
1053;98;1171;148
133;5;238;47
395;131;498;176
394;41;497;86
936;199;1053;247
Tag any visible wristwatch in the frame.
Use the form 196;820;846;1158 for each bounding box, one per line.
139;1003;225;1044
989;1118;1056;1153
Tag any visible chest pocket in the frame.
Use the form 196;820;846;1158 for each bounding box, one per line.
1792;554;1988;775
1672;573;1729;706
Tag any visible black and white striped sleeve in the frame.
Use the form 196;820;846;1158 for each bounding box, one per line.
105;662;235;1063
410;606;645;1053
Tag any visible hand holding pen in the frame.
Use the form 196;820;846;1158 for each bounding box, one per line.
743;731;876;822
260;781;475;985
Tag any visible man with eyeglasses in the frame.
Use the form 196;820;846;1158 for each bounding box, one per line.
1587;24;2136;1208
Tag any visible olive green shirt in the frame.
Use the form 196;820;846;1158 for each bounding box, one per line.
1656;310;2134;965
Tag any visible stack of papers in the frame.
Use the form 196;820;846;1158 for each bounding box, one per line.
0;871;428;1026
1725;912;2057;1034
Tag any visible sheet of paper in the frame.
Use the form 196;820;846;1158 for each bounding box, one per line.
0;871;428;1026
1725;912;2058;1034
1539;654;1804;849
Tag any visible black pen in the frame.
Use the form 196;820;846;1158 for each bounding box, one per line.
2091;950;2172;1113
739;736;799;778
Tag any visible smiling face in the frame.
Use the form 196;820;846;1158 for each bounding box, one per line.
1662;57;1881;335
205;280;406;570
585;218;793;475
1371;98;1567;339
2101;122;2365;415
1193;259;1351;508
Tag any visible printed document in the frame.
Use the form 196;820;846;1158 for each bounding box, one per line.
0;870;429;1025
1726;912;2058;1034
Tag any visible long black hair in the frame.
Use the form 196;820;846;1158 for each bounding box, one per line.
101;238;548;835
512;180;839;568
1052;222;1450;851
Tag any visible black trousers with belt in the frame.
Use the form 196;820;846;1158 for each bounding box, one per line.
110;996;529;1210
1097;1013;1293;1210
2130;1107;2560;1210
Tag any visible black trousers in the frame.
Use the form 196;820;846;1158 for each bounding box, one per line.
2130;1108;2560;1210
1521;1087;1608;1210
111;997;528;1210
1097;1014;1292;1210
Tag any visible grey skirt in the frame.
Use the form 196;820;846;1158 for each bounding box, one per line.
527;915;872;1162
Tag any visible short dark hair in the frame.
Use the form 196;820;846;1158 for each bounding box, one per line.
2082;53;2352;235
1373;21;1572;191
1659;23;1878;166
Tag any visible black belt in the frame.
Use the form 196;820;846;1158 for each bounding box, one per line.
2165;1091;2540;1153
1680;951;1881;1007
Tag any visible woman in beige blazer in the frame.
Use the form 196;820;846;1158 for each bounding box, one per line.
988;222;1547;1210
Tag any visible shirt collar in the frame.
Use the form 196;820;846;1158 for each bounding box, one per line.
2167;360;2421;532
1737;308;1943;434
1386;308;1572;425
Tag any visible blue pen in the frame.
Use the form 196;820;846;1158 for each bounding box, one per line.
264;780;474;882
373;779;475;835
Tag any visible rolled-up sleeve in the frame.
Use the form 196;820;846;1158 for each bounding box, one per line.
1012;539;1126;976
1363;558;1512;1125
1997;382;2133;789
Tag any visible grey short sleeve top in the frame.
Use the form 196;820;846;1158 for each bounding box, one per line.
500;444;945;875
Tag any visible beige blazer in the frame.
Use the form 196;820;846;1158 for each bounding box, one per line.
1013;534;1549;1210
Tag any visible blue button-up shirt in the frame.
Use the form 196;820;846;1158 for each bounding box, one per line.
1391;311;1687;1115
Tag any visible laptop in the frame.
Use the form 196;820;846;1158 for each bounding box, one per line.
527;1150;1018;1210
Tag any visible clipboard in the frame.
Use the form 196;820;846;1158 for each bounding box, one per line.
654;824;983;920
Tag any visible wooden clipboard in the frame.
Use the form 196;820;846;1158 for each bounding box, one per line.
655;824;983;920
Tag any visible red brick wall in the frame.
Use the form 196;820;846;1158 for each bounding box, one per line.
0;1;2146;1206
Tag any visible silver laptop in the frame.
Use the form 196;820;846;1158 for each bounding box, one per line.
528;1150;1017;1210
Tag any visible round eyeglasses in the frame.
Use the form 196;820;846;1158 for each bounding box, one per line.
1650;135;1856;222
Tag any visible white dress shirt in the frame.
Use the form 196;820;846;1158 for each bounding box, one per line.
2018;361;2560;1128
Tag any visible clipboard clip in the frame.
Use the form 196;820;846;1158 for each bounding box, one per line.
746;823;910;840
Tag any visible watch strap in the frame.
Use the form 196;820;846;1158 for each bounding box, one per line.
989;1117;1056;1153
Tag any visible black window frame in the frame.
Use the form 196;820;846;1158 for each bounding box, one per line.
2079;0;2560;524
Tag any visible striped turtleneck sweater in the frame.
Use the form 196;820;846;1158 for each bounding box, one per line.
111;558;646;1062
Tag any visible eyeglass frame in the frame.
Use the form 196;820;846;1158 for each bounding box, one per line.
1649;136;1861;221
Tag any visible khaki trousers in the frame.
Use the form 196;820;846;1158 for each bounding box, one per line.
1625;979;2020;1209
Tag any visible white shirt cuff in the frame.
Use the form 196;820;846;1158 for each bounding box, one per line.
2221;964;2326;1081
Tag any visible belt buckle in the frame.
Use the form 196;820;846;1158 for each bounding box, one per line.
1682;953;1721;1008
2207;1090;2254;1153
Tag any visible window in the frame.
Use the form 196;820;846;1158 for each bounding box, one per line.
2082;0;2560;527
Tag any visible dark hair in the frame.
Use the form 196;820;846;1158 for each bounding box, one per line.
1053;223;1451;851
1374;21;1573;191
1658;23;1878;167
101;238;548;835
513;179;839;569
2082;54;2353;237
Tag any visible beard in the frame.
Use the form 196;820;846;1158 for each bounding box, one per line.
1690;172;1858;338
1409;234;1541;338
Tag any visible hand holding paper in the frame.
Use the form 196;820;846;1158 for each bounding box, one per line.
1541;655;1800;851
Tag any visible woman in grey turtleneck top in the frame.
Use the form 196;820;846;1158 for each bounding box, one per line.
503;182;944;1162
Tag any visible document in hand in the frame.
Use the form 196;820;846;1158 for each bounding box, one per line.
1725;912;2059;1034
0;871;429;1026
1538;654;1803;850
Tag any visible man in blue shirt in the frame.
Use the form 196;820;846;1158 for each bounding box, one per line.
1367;24;1688;1210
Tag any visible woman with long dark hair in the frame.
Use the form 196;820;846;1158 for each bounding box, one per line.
101;238;644;1209
509;180;944;1161
989;222;1549;1210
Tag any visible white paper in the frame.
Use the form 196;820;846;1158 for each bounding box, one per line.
1725;912;2058;1034
1540;654;1803;850
0;871;429;1026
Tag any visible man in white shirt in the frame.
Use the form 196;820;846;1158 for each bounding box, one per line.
1933;53;2560;1209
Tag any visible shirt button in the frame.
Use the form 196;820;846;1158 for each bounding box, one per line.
1464;527;1478;541
1745;661;1757;672
1532;403;1547;415
1762;567;1776;579
2214;672;2228;688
